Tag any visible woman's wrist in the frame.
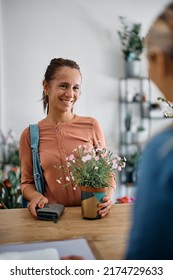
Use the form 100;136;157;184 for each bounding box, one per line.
23;185;44;202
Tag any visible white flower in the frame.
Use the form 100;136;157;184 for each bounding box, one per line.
112;162;118;169
69;154;75;161
118;166;122;171
66;176;70;181
81;154;92;162
81;156;87;162
56;179;61;184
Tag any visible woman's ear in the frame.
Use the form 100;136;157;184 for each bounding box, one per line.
43;80;48;93
156;50;167;77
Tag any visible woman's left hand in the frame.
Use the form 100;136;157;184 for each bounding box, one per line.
98;195;113;218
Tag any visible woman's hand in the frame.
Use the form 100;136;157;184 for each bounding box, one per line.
98;195;113;218
28;194;48;218
61;255;85;260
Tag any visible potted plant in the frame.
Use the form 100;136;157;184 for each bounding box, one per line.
122;111;133;144
56;145;126;219
0;167;21;209
125;152;140;184
0;129;22;209
117;16;144;77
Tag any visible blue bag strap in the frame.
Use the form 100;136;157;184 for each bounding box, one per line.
22;124;45;208
29;124;45;195
22;196;28;208
30;124;39;151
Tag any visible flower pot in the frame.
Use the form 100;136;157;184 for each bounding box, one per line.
125;60;141;77
80;186;106;219
125;169;135;184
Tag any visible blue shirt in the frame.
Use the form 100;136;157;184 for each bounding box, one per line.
125;126;173;259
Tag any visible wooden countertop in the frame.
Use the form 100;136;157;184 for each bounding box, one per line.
0;203;132;259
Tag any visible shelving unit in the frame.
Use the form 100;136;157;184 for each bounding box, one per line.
117;76;166;194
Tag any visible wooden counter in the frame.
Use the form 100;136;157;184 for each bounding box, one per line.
0;203;132;259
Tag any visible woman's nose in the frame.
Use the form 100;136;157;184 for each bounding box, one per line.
65;87;73;98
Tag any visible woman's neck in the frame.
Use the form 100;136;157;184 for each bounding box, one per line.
45;112;75;124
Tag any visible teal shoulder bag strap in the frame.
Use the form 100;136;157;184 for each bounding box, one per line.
22;124;45;208
29;124;45;195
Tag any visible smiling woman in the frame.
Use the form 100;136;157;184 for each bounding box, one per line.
42;58;82;116
19;58;116;219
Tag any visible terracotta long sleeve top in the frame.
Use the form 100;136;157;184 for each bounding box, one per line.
19;115;114;206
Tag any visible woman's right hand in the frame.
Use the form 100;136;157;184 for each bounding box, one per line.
28;194;48;217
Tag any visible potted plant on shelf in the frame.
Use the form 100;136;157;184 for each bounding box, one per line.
122;111;134;144
117;16;144;77
125;152;140;185
56;144;126;219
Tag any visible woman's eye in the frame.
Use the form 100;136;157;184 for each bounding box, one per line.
73;86;80;92
59;84;67;89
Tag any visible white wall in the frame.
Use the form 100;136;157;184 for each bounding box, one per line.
0;0;171;151
0;0;3;129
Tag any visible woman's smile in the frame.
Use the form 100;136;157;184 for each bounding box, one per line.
59;97;74;106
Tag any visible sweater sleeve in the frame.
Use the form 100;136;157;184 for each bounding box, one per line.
92;118;106;147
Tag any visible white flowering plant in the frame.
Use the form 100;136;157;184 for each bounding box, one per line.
56;145;126;190
157;97;173;118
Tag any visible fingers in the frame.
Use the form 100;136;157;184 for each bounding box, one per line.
37;196;48;208
98;195;113;218
61;255;85;260
28;195;48;218
101;195;110;203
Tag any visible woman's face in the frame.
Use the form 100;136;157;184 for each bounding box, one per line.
45;66;81;114
146;21;173;101
147;47;173;101
147;52;160;87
